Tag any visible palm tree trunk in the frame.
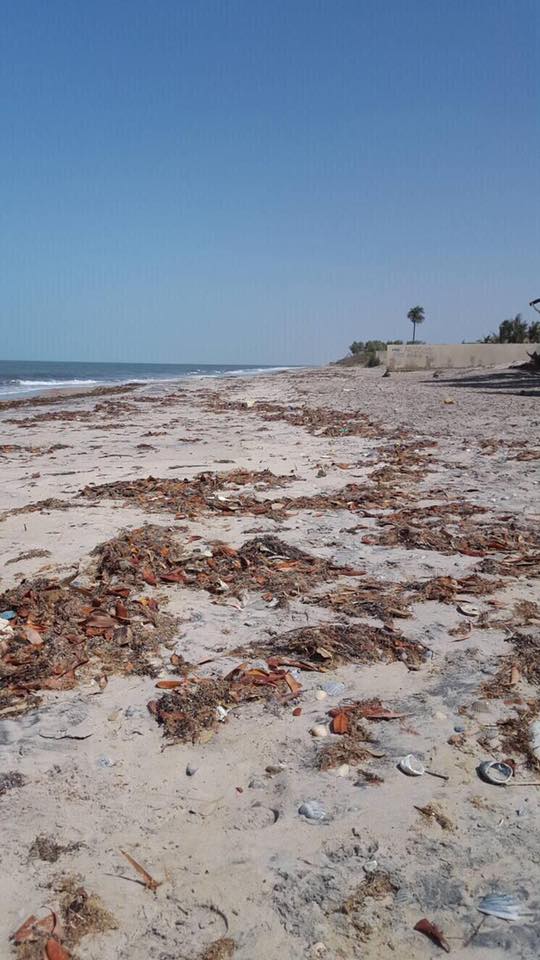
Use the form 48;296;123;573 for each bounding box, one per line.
412;323;416;344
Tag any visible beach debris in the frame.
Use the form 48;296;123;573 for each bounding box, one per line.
342;871;398;911
93;526;363;603
0;611;16;620
414;803;454;830
10;879;116;955
242;622;428;670
310;724;329;737
477;760;514;785
529;719;540;760
320;680;345;696
198;937;236;960
398;754;425;777
318;703;376;769
457;601;481;617
336;763;350;777
10;910;58;943
414;917;450;952
0;770;27;796
186;763;198;776
120;849;162;892
298;800;327;821
477;893;525;921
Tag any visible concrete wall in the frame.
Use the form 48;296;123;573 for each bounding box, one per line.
385;343;532;372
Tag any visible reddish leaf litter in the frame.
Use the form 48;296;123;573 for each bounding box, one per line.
318;698;406;770
93;527;364;601
80;470;413;520
0;572;177;716
0;382;136;413
414;917;451;953
5;398;138;428
81;468;297;518
148;662;304;742
308;580;413;623
0;443;69;457
363;509;540;562
10;877;116;960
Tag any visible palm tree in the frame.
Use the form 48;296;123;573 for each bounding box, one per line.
407;305;425;343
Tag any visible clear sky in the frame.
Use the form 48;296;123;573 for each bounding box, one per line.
1;0;538;365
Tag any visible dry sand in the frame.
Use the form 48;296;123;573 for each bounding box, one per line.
1;364;539;959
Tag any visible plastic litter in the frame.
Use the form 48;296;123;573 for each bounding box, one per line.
477;760;513;786
186;763;198;776
321;681;345;697
298;800;326;821
0;611;16;620
478;893;525;921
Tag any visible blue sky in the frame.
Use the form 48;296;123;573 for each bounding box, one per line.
1;0;538;364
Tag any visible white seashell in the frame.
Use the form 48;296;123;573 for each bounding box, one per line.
315;690;328;701
477;760;513;785
478;894;524;921
336;764;350;777
310;724;329;738
457;601;481;617
398;754;425;776
298;800;326;821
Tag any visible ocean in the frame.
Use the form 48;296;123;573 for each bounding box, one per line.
0;359;291;399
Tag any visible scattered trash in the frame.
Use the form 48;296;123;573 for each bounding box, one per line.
477;893;525;921
414;917;450;952
0;610;16;620
363;859;379;874
216;705;229;722
398;754;425;777
477;760;514;786
298;800;327;821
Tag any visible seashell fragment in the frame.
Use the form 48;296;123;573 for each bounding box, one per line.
310;724;329;738
398;754;425;777
477;760;513;785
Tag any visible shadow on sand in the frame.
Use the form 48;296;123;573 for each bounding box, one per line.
425;366;540;398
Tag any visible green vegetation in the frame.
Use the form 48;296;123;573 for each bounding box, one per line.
347;339;403;366
483;314;540;344
407;305;425;343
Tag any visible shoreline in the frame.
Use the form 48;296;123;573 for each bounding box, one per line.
1;364;539;960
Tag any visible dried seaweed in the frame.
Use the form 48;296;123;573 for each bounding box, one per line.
94;526;362;600
0;573;177;713
243;622;427;670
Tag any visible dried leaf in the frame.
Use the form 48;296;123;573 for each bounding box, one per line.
292;707;302;716
510;664;521;686
120;849;162;892
155;680;184;689
142;568;157;586
414;917;450;952
11;911;56;943
331;712;349;734
45;939;71;960
283;672;302;695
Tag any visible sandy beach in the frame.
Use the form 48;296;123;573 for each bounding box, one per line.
1;363;539;960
